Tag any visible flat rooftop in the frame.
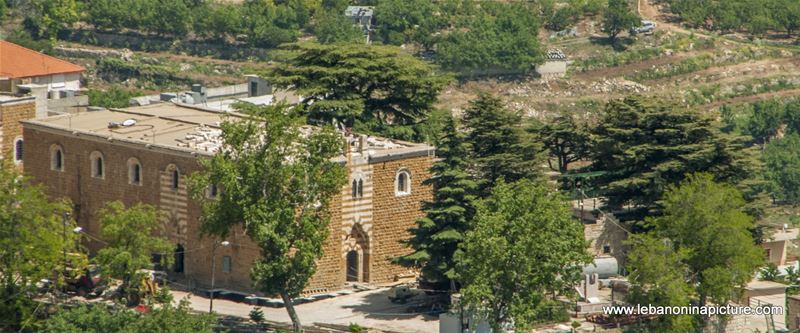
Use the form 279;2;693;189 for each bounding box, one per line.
23;103;433;161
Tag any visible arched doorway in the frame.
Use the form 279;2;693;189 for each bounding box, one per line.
174;244;185;273
346;251;359;282
345;224;370;282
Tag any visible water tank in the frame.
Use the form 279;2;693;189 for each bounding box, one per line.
582;256;619;278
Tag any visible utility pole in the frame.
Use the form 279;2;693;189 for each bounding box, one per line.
209;239;230;313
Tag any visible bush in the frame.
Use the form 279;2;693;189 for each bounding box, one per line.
41;300;216;333
249;307;264;323
348;322;363;333
87;88;144;109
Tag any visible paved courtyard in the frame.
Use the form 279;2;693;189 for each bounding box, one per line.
172;288;439;333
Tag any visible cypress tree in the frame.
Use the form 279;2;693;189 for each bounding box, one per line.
394;116;478;289
462;94;543;194
591;96;750;220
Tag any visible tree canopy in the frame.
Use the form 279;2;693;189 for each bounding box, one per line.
626;174;763;331
763;133;800;204
530;114;593;174
591;96;750;220
190;102;346;333
94;201;173;302
456;179;590;332
463;94;543;193
602;0;639;41
436;1;543;73
666;0;800;36
0;159;79;331
268;42;449;140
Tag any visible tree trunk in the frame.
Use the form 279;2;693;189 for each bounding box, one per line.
281;290;302;333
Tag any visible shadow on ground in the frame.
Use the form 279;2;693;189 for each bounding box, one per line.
341;289;442;322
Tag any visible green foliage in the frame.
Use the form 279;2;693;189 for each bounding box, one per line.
626;235;694;332
24;0;79;39
314;10;364;44
626;54;714;81
249;307;265;323
761;262;781;281
4;28;54;54
189;103;347;332
764;133;800;204
591;96;750;220
602;0;639;40
348;322;363;333
436;2;543;73
786;265;800;284
87;88;144;109
95;58;184;87
0;159;78;331
374;0;444;49
94;202;172;301
394;116;478;287
627;174;763;331
666;0;800;36
530;114;593;173
744;99;784;143
269;42;449;139
193;3;244;40
463;94;544;193
653;174;763;303
84;0;308;44
456;179;591;331
40;300;216;333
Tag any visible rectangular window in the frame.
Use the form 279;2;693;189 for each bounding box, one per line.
222;256;231;273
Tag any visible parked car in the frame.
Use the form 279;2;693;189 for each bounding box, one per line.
632;20;657;34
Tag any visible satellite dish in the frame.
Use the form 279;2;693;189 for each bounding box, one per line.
122;119;137;127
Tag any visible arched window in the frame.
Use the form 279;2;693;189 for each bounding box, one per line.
90;151;104;179
172;170;179;190
357;179;363;198
50;144;64;171
352;179;358;198
13;137;23;163
395;169;411;196
166;164;180;191
128;158;142;185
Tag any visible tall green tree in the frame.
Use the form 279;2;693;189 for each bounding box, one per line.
744;99;784;144
625;235;694;332
591;96;749;220
313;10;365;44
456;179;590;332
436;1;543;73
530;114;593;173
602;0;638;41
763;133;800;204
463;94;543;193
374;0;444;49
269;42;449;140
95;201;173;303
0;159;78;331
190;103;346;333
627;174;763;330
393;116;478;290
25;0;79;39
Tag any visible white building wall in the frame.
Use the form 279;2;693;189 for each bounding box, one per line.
31;72;81;93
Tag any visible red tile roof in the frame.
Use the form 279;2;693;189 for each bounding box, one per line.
0;41;85;79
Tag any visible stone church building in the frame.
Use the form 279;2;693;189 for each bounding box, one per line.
21;102;434;294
